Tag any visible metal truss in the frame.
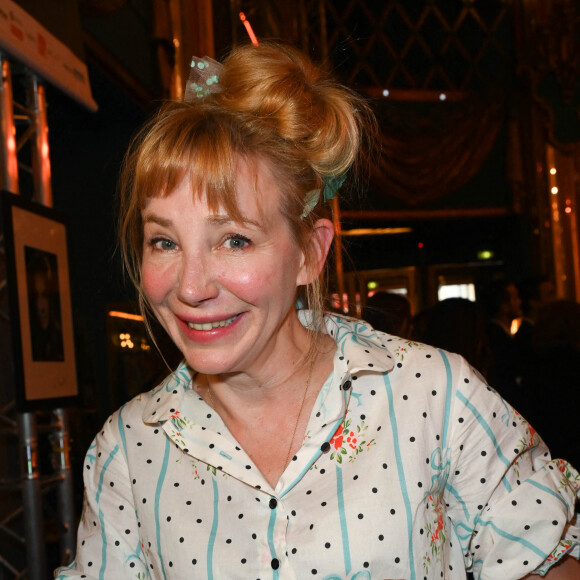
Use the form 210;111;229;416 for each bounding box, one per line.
0;52;75;580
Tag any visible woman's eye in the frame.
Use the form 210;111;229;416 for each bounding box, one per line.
150;237;177;251
224;235;251;250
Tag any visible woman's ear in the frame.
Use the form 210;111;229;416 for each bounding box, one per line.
297;218;335;286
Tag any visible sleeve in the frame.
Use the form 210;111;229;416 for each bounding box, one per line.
54;411;149;579
444;355;580;580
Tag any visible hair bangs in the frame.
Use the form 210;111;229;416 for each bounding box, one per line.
131;105;242;221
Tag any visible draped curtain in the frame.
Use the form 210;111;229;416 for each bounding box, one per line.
368;93;507;206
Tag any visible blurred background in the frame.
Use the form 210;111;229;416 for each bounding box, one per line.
1;0;579;576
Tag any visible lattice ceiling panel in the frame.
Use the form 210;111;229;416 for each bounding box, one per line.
314;0;513;93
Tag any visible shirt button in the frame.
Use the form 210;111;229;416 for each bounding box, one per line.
269;498;277;509
342;380;352;391
271;558;280;570
321;441;331;453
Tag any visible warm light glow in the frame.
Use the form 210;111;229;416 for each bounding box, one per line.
341;227;412;236
565;207;572;214
239;12;259;45
367;281;378;290
551;186;558;194
418;242;424;248
119;333;134;349
108;310;144;321
510;318;521;336
477;250;494;260
550;167;557;175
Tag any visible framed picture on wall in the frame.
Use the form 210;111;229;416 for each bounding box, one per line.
1;191;78;410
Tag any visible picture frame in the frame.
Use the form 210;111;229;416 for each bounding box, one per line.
1;191;78;410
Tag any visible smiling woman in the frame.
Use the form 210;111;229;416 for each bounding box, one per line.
56;42;579;580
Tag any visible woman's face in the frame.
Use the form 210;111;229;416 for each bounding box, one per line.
141;157;311;377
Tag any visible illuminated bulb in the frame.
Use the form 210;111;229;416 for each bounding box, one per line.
367;281;378;289
565;207;572;214
550;168;557;175
439;93;446;101
551;186;558;194
418;242;424;248
382;89;390;97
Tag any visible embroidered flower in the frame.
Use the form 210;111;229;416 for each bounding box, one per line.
330;425;344;450
329;418;375;463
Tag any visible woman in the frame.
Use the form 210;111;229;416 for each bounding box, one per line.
56;42;579;579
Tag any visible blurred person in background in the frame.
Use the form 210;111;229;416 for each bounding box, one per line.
361;291;413;338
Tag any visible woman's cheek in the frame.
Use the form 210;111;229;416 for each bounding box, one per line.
141;262;173;304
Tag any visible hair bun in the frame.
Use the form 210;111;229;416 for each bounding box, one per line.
216;41;373;180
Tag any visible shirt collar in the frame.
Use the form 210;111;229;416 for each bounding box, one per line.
142;361;193;423
141;312;395;424
317;312;395;375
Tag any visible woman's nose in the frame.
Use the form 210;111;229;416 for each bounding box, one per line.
175;253;219;305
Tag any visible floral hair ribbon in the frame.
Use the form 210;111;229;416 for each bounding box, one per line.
300;173;347;220
184;56;223;101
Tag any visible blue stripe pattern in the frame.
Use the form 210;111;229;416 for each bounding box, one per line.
267;499;279;580
154;436;171;580
526;479;568;509
477;519;548;558
92;445;119;577
382;373;416;580
336;465;352;575
207;478;219;580
437;350;453;448
96;445;119;504
456;390;512;467
98;508;107;580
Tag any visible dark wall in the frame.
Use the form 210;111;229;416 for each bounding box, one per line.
46;64;146;422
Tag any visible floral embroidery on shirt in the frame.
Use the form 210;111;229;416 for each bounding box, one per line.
557;459;580;493
393;340;422;361
169;412;193;449
546;540;573;564
515;412;539;453
423;494;447;574
329;417;375;463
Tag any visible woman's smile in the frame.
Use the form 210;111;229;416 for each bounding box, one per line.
185;313;240;331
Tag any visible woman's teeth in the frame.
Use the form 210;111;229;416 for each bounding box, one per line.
187;315;237;331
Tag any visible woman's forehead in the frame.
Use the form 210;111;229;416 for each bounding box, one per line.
142;158;282;225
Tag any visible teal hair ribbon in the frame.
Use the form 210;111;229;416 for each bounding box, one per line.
322;173;346;201
300;173;347;220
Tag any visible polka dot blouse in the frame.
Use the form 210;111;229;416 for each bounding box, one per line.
55;314;580;579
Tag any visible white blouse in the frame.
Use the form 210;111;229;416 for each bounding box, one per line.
56;314;580;579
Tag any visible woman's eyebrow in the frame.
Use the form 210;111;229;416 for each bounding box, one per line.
207;214;262;228
142;213;172;227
